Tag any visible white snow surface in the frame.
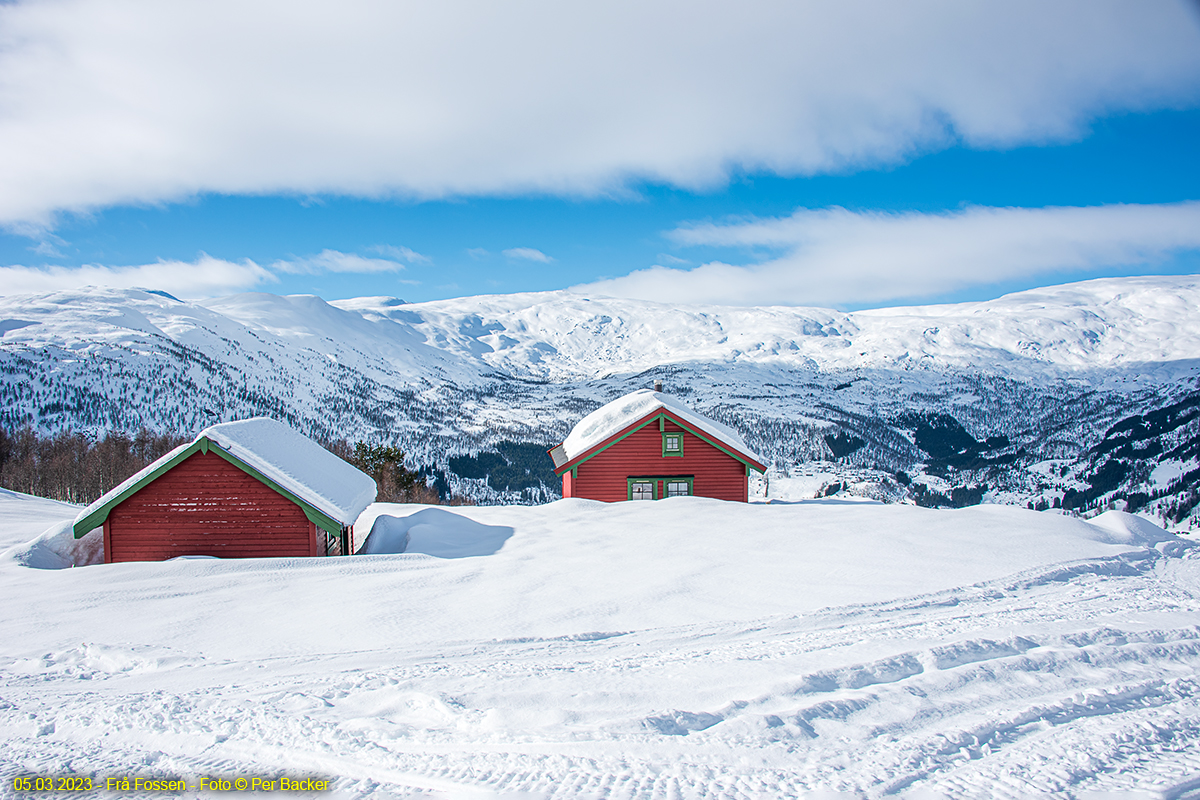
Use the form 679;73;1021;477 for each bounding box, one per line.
73;417;377;530
336;275;1200;381
560;389;763;465
5;489;1200;797
357;507;514;558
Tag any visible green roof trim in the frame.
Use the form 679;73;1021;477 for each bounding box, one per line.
73;436;342;539
666;415;765;473
553;413;661;475
554;410;765;476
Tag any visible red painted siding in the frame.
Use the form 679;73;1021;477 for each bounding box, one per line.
569;419;748;502
106;450;317;563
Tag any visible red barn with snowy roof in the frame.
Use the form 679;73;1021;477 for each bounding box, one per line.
548;390;766;502
73;418;376;563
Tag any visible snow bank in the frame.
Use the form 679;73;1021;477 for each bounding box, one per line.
3;492;1200;797
358;513;411;555
1086;509;1177;546
559;389;762;465
358;506;514;558
7;498;1190;660
5;519;103;569
0;488;80;551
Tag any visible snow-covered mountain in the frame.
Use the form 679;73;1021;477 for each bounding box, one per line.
1;276;1198;526
334;275;1200;381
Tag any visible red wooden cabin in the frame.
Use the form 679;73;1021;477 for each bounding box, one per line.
549;389;766;502
73;417;376;563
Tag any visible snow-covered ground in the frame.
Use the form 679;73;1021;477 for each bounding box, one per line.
3;490;1200;798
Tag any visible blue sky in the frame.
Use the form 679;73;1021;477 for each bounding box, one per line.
1;1;1199;308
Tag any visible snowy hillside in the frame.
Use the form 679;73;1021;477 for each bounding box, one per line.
2;490;1199;797
335;275;1200;381
1;276;1198;526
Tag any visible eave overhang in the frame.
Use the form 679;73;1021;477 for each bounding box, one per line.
72;436;344;540
549;408;766;477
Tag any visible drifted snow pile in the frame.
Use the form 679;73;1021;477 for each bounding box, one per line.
6;519;103;569
357;507;512;558
2;491;1200;798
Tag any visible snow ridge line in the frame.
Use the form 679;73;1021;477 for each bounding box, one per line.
802;544;1196;624
640;627;1200;743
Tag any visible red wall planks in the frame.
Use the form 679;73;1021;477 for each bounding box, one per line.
105;450;315;563
568;419;748;502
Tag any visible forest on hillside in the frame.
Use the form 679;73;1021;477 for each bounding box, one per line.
0;427;451;507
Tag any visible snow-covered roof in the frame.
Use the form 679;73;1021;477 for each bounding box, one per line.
74;417;376;532
557;389;763;468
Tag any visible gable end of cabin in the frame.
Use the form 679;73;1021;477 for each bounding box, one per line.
77;435;354;563
553;409;763;503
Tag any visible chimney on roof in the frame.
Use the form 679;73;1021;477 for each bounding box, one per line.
654;379;663;392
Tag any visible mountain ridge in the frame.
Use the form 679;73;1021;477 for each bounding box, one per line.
1;275;1198;527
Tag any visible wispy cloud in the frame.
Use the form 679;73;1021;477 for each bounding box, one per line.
0;254;274;298
656;253;690;265
0;244;433;299
30;239;66;258
367;244;431;264
502;247;554;263
271;249;415;274
576;202;1200;307
1;1;1197;226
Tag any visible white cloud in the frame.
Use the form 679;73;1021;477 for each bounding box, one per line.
0;254;273;298
270;249;413;274
367;244;431;264
0;1;1197;226
502;248;554;263
576;202;1200;307
30;239;66;258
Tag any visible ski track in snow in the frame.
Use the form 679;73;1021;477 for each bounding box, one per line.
4;499;1200;798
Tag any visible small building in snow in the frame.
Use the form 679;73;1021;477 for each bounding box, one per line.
548;389;766;502
73;418;376;563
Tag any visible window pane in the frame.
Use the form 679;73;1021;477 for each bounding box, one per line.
666;481;690;497
631;482;654;500
665;435;680;451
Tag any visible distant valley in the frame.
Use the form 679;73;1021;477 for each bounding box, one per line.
1;276;1197;529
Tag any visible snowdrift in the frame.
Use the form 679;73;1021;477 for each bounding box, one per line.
358;507;513;558
1;494;1188;655
3;490;1199;798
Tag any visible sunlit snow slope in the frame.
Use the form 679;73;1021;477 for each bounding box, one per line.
335;275;1200;380
2;491;1199;798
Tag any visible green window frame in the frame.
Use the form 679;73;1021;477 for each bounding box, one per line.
628;479;657;500
662;432;684;457
664;478;693;497
627;476;693;500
